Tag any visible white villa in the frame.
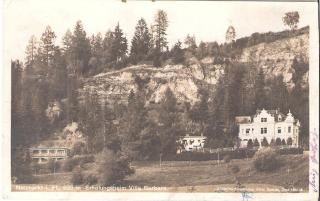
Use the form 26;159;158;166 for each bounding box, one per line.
235;109;300;148
177;134;207;153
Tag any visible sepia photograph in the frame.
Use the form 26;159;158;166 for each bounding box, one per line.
1;0;319;200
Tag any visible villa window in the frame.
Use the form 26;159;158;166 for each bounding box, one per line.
277;127;281;134
246;129;250;134
261;127;267;134
190;140;194;145
261;118;267;122
288;126;291;133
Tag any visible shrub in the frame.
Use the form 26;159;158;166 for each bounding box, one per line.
230;164;240;174
63;155;94;172
253;138;260;147
277;147;303;155
261;137;269;147
275;138;282;146
71;169;83;185
71;141;86;156
247;139;253;149
83;174;98;185
97;149;135;186
223;155;231;163
270;139;276;147
253;147;281;172
287;138;293;146
281;139;286;145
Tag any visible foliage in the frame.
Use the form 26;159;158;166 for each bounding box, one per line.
282;11;300;30
253;148;281;172
261;137;269;147
287;137;293;146
71;169;83;185
96;149;135;186
253;139;260;147
170;41;185;64
130;18;152;64
247;139;253;149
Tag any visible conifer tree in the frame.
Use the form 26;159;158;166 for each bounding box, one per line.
38;26;56;67
111;23;127;64
130;18;151;64
25;35;38;67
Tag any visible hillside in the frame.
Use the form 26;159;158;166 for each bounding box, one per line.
80;28;309;106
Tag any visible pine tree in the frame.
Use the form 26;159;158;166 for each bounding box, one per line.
71;20;91;75
111;23;127;64
130;18;151;64
254;69;267;109
184;34;197;53
153;10;169;52
38;26;56;67
25;35;38;67
170;40;184;64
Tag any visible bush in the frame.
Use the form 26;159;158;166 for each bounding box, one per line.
83;174;98;185
63;155;94;172
71;169;83;185
223;155;231;163
247;139;253;149
230;164;240;174
261;137;269;147
71;141;86;156
277;147;303;155
253;139;260;147
97;149;135;186
253;148;281;172
287;138;293;146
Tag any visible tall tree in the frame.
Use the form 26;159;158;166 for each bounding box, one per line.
38;26;56;67
153;10;169;52
130;18;152;64
111;23;128;65
71;20;91;75
25;35;38;67
254;69;267;109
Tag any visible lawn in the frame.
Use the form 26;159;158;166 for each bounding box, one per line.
30;154;308;192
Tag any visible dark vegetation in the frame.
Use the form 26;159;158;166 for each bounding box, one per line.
11;9;309;185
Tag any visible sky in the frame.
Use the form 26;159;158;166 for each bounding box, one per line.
3;0;317;62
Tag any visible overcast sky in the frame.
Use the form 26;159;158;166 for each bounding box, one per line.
3;0;317;62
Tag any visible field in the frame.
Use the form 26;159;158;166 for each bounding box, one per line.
25;154;308;192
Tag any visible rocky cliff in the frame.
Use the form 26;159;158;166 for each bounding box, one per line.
80;30;309;106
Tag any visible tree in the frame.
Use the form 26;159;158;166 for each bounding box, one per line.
71;20;91;75
247;139;253;149
25;35;38;67
261;137;269;147
158;88;181;156
254;69;267;109
282;11;300;30
152;10;169;52
130;18;152;64
184;34;197;53
253;138;260;147
196;41;207;59
287;137;293;146
38;26;56;67
111;23;128;65
170;40;184;64
281;139;286;146
96;149;134;186
270;138;276;147
275;138;282;146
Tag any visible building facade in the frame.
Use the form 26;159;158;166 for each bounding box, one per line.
177;134;207;153
235;109;300;148
30;147;69;163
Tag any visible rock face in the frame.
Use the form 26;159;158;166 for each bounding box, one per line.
81;62;224;105
239;33;309;88
80;31;309;106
